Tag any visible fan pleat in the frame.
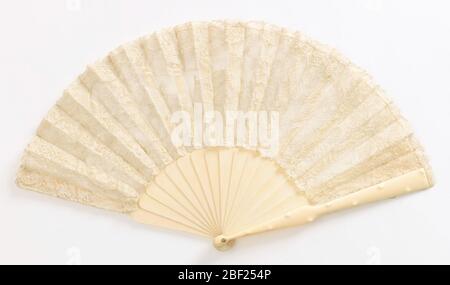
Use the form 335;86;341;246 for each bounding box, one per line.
59;80;158;178
109;43;184;159
22;137;138;201
38;107;146;192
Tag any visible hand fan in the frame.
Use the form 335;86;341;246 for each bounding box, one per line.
16;21;434;250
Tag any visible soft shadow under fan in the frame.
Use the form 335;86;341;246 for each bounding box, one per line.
17;21;434;250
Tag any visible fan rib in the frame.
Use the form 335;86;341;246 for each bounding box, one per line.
204;150;223;232
171;160;215;229
139;193;210;235
225;156;266;232
221;151;250;231
189;152;222;235
218;149;234;231
163;166;215;232
216;150;235;234
227;166;284;232
144;186;211;235
155;171;212;232
174;159;217;233
132;207;209;237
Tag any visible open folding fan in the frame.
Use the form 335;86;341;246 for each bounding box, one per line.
17;21;434;250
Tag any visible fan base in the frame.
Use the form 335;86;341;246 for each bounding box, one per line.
213;235;235;251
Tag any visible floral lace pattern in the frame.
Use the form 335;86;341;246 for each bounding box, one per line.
17;21;433;212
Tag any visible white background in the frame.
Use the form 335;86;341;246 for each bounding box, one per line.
1;0;449;265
